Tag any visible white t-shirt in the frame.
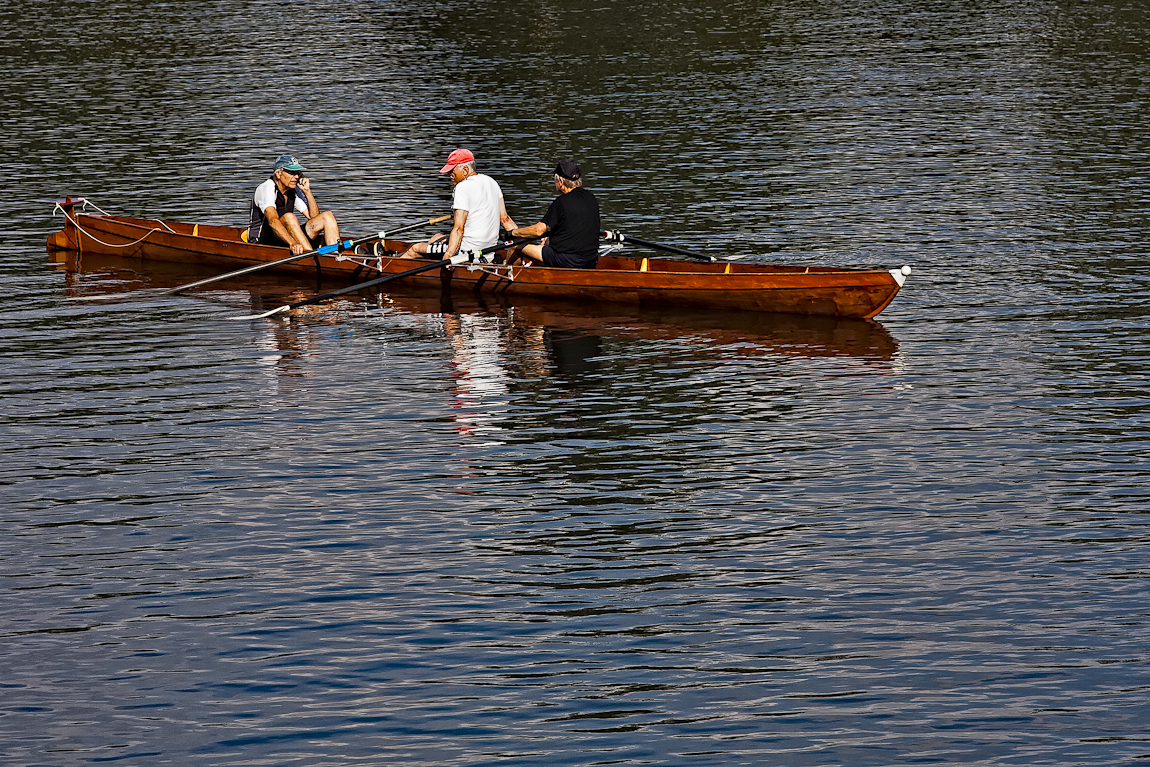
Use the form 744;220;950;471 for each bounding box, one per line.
452;173;503;251
253;178;310;218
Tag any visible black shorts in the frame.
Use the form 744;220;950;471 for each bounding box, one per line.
541;244;598;269
255;225;319;249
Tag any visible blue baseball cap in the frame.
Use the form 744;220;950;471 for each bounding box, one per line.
274;154;307;171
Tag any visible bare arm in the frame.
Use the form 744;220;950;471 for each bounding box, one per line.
263;206;307;255
445;209;468;258
499;198;517;233
297;177;320;219
512;221;548;238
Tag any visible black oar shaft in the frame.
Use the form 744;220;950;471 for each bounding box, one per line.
233;236;541;320
284;258;451;309
163;214;450;295
160;244;357;295
601;230;715;262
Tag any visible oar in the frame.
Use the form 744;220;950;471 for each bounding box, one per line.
161;214;451;295
71;214;450;301
601;230;717;262
230;236;542;320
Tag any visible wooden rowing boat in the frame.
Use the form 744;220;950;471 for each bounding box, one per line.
47;198;911;318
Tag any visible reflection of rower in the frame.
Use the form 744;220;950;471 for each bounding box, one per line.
545;329;603;379
508;160;601;269
439;308;607;436
441;312;515;439
445;314;509;398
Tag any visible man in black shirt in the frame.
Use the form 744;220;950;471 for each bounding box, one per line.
508;159;601;268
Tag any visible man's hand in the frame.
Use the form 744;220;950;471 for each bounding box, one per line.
290;243;306;255
297;176;312;195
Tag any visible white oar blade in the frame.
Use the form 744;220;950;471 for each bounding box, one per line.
228;305;290;320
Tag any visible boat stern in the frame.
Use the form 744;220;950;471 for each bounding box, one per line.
47;197;86;252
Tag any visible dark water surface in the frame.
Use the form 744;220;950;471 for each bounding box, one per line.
3;1;1149;764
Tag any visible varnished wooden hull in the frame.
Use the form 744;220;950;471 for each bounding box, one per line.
48;207;910;319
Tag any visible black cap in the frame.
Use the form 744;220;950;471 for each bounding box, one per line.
554;159;582;181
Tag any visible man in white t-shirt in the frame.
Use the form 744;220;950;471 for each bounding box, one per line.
247;154;340;256
400;149;516;259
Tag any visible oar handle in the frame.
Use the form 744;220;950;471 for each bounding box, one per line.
231;235;541;320
377;214;451;241
308;213;451;256
277;213;451;259
601;230;716;262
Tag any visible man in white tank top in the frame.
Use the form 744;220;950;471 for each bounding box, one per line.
400;149;517;259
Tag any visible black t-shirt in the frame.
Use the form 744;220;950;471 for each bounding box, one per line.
541;187;600;257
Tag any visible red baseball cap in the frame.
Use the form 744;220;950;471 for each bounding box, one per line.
440;148;475;173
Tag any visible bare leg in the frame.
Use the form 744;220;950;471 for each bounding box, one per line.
513;242;545;266
306;211;340;246
400;233;446;259
278;213;313;250
399;242;434;259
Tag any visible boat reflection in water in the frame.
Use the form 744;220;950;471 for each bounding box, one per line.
358;291;903;445
53;250;902;415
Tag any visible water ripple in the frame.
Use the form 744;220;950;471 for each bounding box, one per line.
4;0;1150;764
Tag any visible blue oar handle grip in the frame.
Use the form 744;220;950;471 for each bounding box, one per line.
316;240;353;256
